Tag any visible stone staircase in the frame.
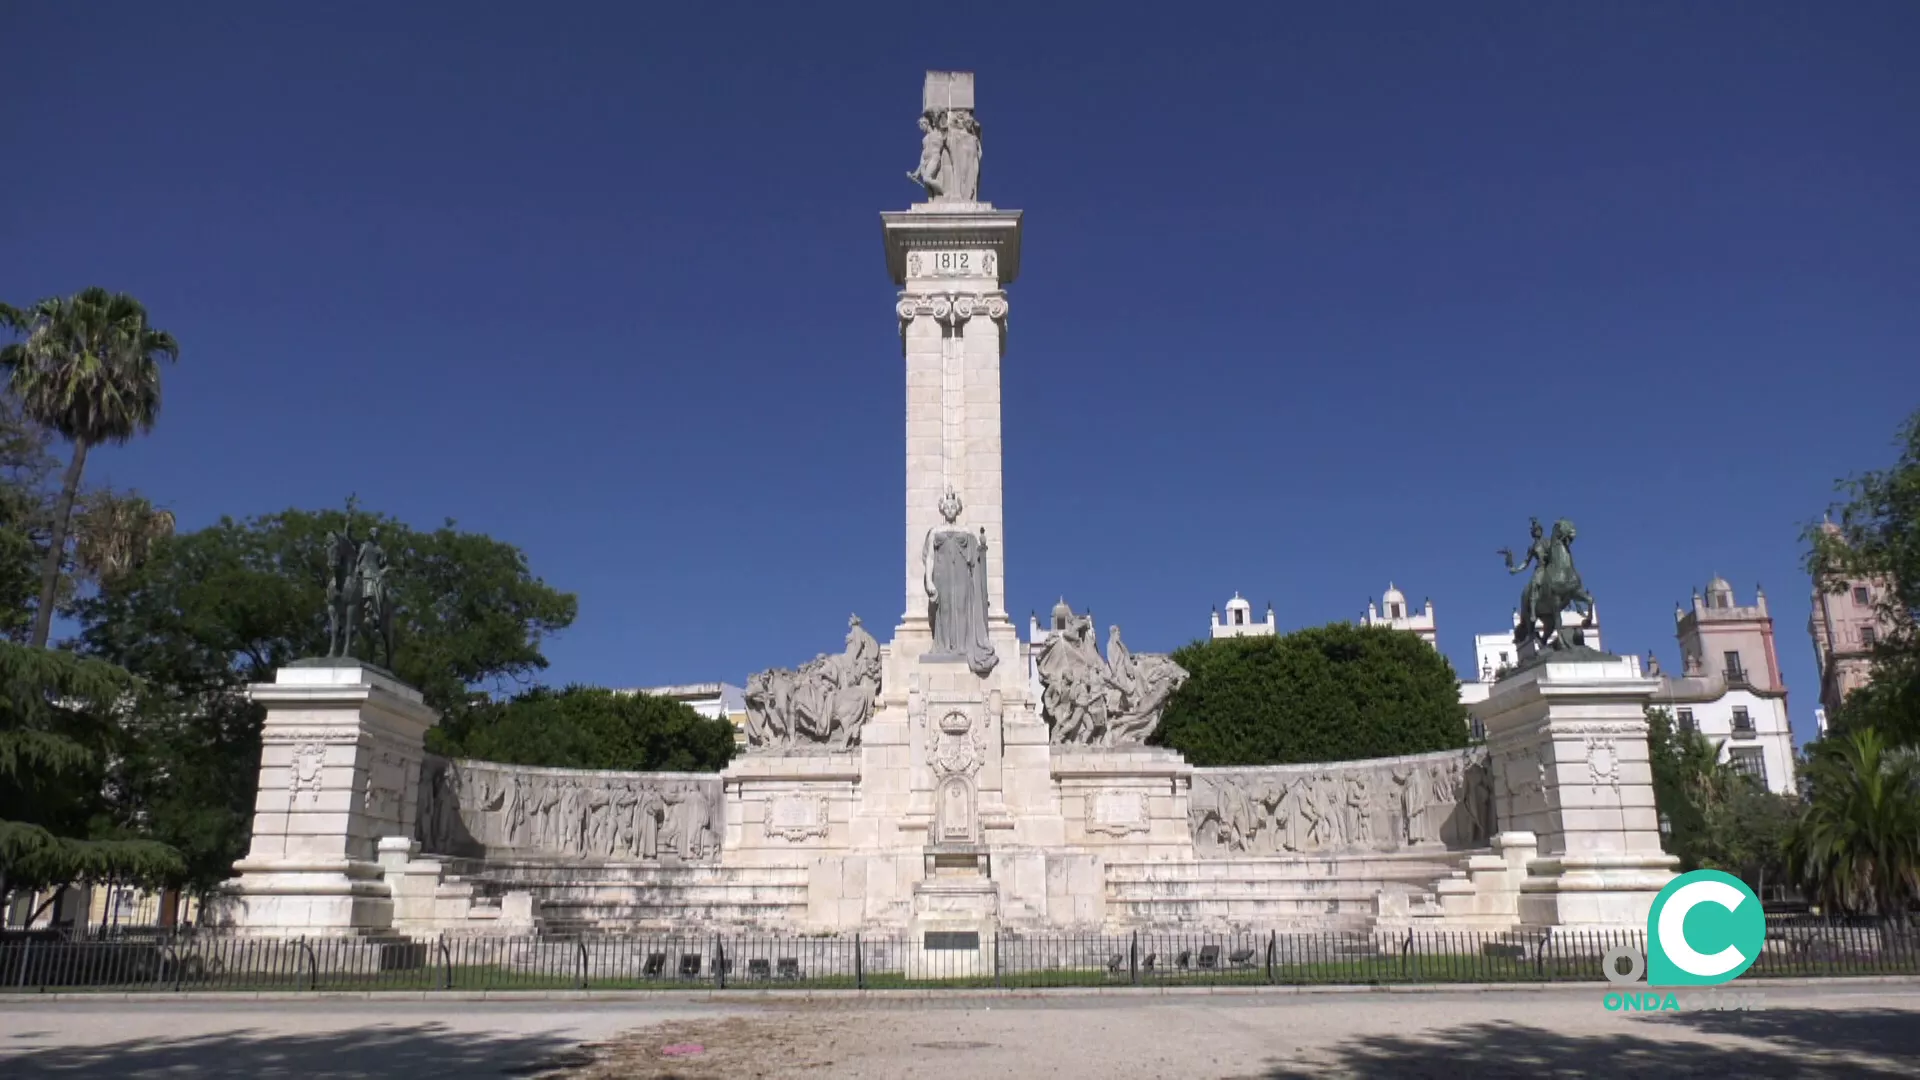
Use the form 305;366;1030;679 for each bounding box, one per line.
1103;850;1475;930
446;859;811;934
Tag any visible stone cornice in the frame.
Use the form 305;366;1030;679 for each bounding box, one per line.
881;207;1023;285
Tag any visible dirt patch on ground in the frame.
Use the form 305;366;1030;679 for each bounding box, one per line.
564;1013;880;1079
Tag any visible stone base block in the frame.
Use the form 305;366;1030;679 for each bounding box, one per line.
906;876;999;979
1519;852;1680;929
215;863;395;937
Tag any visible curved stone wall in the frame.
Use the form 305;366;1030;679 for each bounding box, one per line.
1189;746;1492;859
415;756;724;864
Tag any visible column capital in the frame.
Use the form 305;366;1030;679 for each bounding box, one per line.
896;291;1009;328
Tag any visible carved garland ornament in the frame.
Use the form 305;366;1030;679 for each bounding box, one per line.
1586;737;1621;793
289;742;326;805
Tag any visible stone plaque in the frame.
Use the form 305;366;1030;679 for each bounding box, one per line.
924;931;980;951
1086;790;1151;837
765;794;829;842
904;249;997;281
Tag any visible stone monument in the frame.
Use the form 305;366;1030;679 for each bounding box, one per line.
238;74;1647;945
1472;516;1679;928
218;661;439;935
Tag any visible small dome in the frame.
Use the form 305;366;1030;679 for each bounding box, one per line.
1225;591;1251;610
1707;576;1732;595
1051;597;1073;621
1382;582;1406;604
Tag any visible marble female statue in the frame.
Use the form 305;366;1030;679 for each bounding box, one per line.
942;110;982;201
922;488;997;675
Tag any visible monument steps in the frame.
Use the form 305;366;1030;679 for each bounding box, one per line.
452;860;811;932
1102;851;1476;930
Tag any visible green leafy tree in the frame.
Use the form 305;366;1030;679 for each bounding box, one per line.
1;289;178;648
1648;707;1801;891
439;686;737;773
1810;407;1920;746
1647;706;1715;864
1787;728;1920;916
75;506;578;892
1151;623;1469;767
0;642;184;907
0;394;55;641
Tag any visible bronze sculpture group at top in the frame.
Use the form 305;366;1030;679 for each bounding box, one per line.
324;508;397;669
1500;516;1598;660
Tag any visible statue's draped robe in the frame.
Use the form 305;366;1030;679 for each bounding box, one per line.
945;125;981;201
925;527;997;675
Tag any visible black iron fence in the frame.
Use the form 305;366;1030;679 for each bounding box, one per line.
2;921;1915;994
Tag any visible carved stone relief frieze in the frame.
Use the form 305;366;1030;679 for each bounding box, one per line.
1190;747;1493;859
413;756;724;864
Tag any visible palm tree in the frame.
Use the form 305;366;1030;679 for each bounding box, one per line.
1787;728;1920;917
70;489;176;585
0;289;178;647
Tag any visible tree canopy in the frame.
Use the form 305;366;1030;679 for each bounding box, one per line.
1812;406;1920;747
0;642;184;894
435;685;737;773
1646;706;1799;896
1787;728;1920;916
79;506;579;715
1150;623;1469;767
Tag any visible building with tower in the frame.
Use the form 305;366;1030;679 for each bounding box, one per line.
1652;579;1795;794
1210;592;1275;639
1808;519;1898;720
1362;584;1436;647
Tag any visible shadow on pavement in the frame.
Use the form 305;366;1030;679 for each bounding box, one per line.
1257;1008;1920;1079
0;1023;592;1079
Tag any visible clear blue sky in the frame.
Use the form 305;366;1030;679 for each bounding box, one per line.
5;3;1916;746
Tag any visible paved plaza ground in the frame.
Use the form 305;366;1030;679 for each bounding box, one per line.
3;982;1918;1078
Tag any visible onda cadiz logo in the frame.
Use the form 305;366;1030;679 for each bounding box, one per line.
1644;869;1765;986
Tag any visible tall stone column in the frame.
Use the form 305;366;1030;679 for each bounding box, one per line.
217;661;440;936
883;210;1022;637
1471;656;1679;929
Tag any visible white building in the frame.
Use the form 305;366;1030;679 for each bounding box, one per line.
1361;583;1436;647
1210;592;1275;639
620;682;749;742
1652;579;1797;795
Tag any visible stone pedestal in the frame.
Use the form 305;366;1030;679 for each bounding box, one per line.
1471;657;1678;929
906;847;1000;978
218;661;440;936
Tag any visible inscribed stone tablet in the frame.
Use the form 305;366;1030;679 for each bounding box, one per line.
923;71;975;113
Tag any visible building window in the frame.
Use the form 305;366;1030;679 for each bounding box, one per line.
1728;747;1767;785
1724;651;1745;682
1390;603;1403;619
1677;709;1695;734
1233;609;1244;626
1854;585;1871;606
1499;651;1510;665
1862;626;1878;649
1732;706;1753;734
